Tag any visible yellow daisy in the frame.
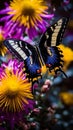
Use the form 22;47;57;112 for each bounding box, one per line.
0;60;33;112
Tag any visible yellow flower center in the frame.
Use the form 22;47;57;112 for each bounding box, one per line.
5;76;19;95
22;7;35;16
20;2;36;16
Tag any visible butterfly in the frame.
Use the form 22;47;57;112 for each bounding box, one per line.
4;17;69;80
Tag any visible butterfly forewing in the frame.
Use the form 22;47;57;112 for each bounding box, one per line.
4;39;41;79
56;17;69;45
39;17;69;47
4;39;28;60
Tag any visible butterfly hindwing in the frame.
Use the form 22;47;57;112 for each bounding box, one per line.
4;39;41;79
39;45;64;71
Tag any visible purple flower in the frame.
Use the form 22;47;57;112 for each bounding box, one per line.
0;59;35;129
0;0;54;39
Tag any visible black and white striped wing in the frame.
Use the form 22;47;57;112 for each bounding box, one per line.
39;17;69;47
4;39;28;61
4;39;41;79
39;17;69;71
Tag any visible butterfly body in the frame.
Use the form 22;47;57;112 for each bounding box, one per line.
4;17;69;80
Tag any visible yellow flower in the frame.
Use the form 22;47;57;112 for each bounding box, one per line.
60;92;73;106
0;29;7;56
9;0;48;28
59;44;73;62
8;0;51;29
59;44;73;70
0;69;33;112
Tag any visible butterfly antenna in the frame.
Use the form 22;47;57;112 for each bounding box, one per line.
55;68;68;78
